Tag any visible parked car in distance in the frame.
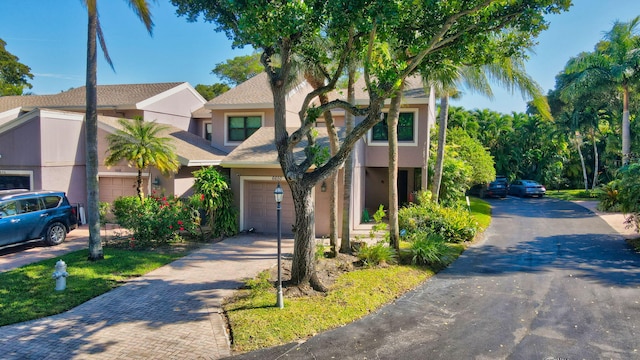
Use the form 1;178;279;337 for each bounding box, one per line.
508;180;546;198
0;190;78;247
467;177;508;198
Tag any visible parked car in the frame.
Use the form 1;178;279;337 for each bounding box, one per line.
467;178;508;198
508;180;546;198
0;190;78;247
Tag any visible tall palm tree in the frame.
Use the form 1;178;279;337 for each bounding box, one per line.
564;16;640;166
426;54;548;202
83;0;155;260
105;118;180;201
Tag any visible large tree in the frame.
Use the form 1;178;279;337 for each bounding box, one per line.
172;0;570;289
564;16;640;166
0;38;33;96
83;0;155;261
105;118;180;201
212;53;263;86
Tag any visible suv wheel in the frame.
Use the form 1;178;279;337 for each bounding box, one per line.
45;222;66;246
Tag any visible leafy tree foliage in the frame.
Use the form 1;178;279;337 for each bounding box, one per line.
105;118;180;201
0;39;33;96
212;53;263;86
192;166;238;238
195;83;230;100
171;0;570;288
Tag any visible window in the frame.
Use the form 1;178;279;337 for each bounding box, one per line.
42;196;62;209
228;116;261;142
205;123;212;141
372;112;415;142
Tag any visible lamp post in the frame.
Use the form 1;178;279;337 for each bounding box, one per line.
274;183;284;309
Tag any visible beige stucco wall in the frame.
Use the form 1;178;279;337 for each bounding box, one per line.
364;104;429;168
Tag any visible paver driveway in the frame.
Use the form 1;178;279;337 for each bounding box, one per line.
230;198;640;359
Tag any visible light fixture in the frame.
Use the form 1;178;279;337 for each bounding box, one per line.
152;176;161;186
320;181;327;192
274;183;284;203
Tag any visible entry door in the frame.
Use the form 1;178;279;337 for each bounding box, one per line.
398;170;408;205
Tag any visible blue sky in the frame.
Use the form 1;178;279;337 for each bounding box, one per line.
1;1;640;114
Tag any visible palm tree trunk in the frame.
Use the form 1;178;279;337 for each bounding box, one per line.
340;65;356;254
622;84;631;165
85;9;103;261
137;169;144;201
592;130;599;190
432;95;449;203
387;87;402;251
574;134;588;191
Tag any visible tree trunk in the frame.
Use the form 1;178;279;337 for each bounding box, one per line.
340;66;356;254
574;134;588;191
592;130;599;190
289;184;321;287
387;87;402;251
422;86;434;192
85;10;103;261
622;84;631;165
432;95;449;203
137;169;144;201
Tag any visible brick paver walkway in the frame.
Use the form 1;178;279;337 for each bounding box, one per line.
0;235;293;359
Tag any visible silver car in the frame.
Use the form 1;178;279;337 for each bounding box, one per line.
508;180;546;198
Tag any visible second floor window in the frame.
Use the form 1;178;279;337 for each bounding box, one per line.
228;116;261;142
371;112;415;142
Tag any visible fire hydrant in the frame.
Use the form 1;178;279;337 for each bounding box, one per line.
52;260;68;291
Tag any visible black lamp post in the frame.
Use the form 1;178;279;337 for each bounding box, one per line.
274;183;284;309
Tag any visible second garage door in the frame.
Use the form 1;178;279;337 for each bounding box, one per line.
100;176;143;203
244;181;295;235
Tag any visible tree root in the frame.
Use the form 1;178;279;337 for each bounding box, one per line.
310;272;328;292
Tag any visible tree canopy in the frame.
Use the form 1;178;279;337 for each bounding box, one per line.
171;0;571;287
0;38;33;96
212;53;263;86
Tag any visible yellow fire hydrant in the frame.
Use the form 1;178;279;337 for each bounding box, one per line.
52;260;68;291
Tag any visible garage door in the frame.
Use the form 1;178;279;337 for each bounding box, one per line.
244;181;295;235
100;176;143;203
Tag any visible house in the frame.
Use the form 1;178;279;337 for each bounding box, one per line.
0;83;227;208
0;76;435;237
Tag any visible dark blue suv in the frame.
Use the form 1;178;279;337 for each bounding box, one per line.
0;190;78;247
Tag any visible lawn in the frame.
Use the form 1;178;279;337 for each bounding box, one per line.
544;188;600;201
0;248;189;326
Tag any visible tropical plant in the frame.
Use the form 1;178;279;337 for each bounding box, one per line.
82;0;155;261
407;232;451;267
356;242;398;268
192;166;238;238
563;16;640;166
105;117;180;201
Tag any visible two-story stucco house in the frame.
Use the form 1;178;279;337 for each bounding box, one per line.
0;75;434;237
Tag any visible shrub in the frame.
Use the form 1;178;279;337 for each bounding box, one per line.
192;167;238;238
356;242;397;267
597;180;621;211
112;194;198;248
407;232;451;267
398;192;478;243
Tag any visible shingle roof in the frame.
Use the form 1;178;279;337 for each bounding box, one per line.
346;75;428;104
206;73;273;109
0;82;186;113
98;115;228;167
221;126;333;168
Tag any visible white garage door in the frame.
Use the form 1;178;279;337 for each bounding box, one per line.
244;181;295;235
100;176;143;203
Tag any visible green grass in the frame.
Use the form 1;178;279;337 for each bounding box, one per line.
0;248;188;326
226;265;435;352
545;189;599;201
470;197;491;230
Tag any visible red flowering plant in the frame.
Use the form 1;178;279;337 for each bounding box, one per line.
112;193;199;248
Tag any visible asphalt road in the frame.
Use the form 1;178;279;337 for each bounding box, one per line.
229;197;640;360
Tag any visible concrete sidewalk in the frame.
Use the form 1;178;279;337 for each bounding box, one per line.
0;234;294;359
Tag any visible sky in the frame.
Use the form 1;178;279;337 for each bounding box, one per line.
1;1;640;114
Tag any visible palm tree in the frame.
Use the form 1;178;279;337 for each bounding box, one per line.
564;16;640;166
105;118;180;201
83;0;155;261
426;54;548;202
